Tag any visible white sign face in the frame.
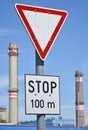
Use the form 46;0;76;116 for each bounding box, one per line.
25;75;60;114
23;10;61;52
15;4;68;60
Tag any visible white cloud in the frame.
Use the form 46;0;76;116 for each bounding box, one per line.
0;74;24;110
62;104;75;110
0;75;9;89
0;94;8;106
18;105;36;121
0;28;19;36
61;104;75;119
0;75;24;90
18;75;24;81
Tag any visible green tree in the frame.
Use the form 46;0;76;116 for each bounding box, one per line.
0;119;6;123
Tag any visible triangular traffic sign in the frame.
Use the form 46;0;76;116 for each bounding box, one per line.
15;4;68;60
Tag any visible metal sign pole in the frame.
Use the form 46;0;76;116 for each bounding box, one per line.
36;50;46;130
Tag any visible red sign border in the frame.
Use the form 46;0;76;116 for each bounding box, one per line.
15;4;68;60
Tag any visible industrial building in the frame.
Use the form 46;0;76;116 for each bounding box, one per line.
0;43;86;127
0;107;8;122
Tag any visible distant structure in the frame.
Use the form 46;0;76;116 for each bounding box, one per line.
0;107;8;122
8;43;18;124
75;70;85;127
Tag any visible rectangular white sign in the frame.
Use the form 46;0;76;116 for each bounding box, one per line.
25;74;60;114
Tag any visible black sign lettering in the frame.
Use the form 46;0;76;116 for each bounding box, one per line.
43;81;49;93
36;80;41;93
51;81;57;93
28;80;34;92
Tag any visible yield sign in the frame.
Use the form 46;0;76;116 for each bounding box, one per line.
15;4;68;60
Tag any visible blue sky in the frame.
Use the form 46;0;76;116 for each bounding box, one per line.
0;0;88;125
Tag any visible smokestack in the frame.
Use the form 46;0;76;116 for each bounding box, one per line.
75;70;85;127
8;43;18;124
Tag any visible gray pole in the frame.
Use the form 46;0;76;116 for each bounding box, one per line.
36;51;46;130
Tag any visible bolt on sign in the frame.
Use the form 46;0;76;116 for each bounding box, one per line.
15;4;68;60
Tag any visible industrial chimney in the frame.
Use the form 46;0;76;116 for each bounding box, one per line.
8;43;18;124
75;70;85;127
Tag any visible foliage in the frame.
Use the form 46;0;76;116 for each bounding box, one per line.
0;119;6;123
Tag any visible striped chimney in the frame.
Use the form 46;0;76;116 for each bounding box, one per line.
8;43;18;124
75;70;85;127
